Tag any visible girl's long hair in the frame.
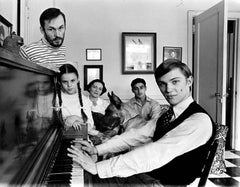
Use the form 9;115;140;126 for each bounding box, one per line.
53;64;88;126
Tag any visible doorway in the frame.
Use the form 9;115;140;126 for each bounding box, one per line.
226;20;237;149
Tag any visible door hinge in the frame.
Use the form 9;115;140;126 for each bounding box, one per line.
192;25;196;34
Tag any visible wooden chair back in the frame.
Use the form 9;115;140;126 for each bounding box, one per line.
198;139;219;187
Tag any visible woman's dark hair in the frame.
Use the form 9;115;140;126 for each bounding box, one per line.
40;8;66;28
87;79;107;96
54;64;88;123
154;59;192;81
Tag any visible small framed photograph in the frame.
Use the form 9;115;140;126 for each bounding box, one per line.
0;15;12;47
86;48;102;61
84;65;103;90
163;46;182;61
122;32;156;74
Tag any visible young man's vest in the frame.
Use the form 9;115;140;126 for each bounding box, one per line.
148;101;216;185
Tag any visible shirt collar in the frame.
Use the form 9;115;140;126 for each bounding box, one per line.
61;91;78;98
146;96;151;102
88;95;102;105
172;96;194;119
133;96;151;103
42;38;52;47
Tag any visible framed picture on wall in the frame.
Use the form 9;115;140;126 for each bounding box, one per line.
86;48;102;61
0;15;12;47
122;32;156;74
84;65;103;90
163;46;182;61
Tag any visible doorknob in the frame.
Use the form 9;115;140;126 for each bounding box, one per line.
215;92;228;97
215;93;221;97
214;92;228;103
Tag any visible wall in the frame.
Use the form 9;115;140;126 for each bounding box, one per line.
5;0;222;102
2;0;240;150
0;0;17;32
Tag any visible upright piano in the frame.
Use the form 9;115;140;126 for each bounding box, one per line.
0;48;160;187
0;48;92;186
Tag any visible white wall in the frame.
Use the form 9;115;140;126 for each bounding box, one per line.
2;0;240;150
0;0;17;32
3;0;222;102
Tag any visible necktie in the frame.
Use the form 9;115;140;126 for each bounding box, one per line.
152;107;174;141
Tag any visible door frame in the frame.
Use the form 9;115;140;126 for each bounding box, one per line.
228;13;240;150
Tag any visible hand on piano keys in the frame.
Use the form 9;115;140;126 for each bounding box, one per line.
68;141;98;175
72;139;98;162
71;139;97;156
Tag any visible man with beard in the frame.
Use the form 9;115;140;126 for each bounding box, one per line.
19;8;66;71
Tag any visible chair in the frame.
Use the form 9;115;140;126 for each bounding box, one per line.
197;139;219;187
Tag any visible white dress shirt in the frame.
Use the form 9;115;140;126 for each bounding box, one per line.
125;96;161;120
95;96;213;178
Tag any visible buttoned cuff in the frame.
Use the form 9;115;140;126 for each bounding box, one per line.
96;159;113;178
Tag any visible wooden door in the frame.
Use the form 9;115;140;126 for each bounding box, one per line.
193;1;228;123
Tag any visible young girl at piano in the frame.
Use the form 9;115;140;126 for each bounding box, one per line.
55;63;99;136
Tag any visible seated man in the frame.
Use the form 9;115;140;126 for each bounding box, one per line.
68;59;216;186
126;78;161;121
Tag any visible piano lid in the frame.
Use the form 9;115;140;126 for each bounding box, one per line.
0;49;57;185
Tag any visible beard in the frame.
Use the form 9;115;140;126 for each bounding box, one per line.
44;32;65;48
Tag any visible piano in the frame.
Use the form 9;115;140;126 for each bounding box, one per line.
0;48;158;187
0;48;92;186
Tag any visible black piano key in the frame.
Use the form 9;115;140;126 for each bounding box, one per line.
48;161;72;169
53;159;72;164
51;168;72;173
47;174;72;180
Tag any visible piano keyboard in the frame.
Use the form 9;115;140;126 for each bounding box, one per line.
45;138;84;187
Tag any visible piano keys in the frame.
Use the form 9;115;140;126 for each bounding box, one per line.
43;125;88;186
44;138;85;186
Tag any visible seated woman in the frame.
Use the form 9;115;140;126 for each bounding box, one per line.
86;79;121;144
55;63;99;136
86;79;109;115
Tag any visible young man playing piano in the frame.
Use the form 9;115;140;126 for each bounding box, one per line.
68;59;215;186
